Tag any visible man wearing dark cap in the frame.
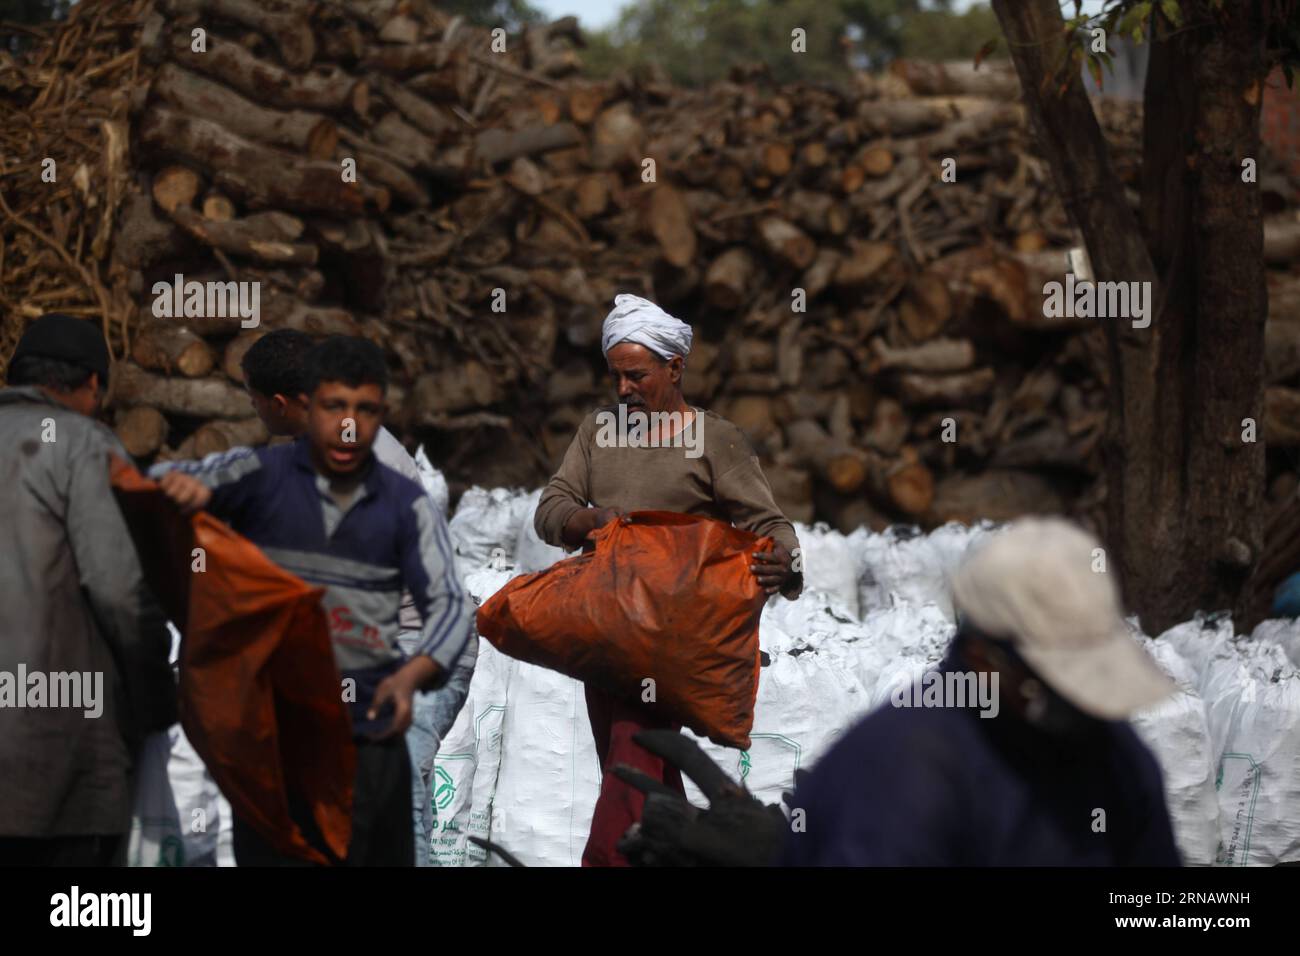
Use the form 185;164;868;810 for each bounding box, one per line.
0;313;177;866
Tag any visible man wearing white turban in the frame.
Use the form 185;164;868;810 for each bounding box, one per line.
535;293;802;867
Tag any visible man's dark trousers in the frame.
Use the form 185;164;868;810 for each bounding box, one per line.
232;735;413;866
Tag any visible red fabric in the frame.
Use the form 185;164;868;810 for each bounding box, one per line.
109;457;355;864
477;511;769;748
581;684;685;868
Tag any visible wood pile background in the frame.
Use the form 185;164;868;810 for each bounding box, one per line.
3;0;1300;537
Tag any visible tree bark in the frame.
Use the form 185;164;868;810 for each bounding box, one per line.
704;247;756;310
151;165;201;214
785;419;869;494
927;468;1066;525
151;64;338;159
890;59;1021;99
170;32;366;115
757;217;816;270
1139;1;1268;629
131;321;218;378
202;191;237;222
472;122;583;167
113;363;253;419
138;107;369;216
865;448;935;518
114;405;170;458
174;208;317;266
147;289;359;337
374;76;454;136
163;0;315;71
372;112;447;174
645;184;696;269
992;0;1267;633
180;417;270;458
352;149;429;207
222;330;265;383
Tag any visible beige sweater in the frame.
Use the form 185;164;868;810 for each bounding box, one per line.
535;405;802;597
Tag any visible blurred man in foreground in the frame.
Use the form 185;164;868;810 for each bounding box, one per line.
0;314;176;866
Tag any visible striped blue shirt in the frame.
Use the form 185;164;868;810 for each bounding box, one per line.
156;436;473;702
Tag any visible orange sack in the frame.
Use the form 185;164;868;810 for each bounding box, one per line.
109;458;355;864
476;511;770;749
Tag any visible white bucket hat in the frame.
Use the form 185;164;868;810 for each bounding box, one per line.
950;517;1175;720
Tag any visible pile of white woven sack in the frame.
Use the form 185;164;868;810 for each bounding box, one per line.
140;454;1300;867
431;469;1300;868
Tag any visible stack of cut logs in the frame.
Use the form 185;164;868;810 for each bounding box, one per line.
2;0;1299;536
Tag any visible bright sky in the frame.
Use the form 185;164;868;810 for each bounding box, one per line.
528;0;1111;32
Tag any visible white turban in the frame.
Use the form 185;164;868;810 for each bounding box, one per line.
601;294;693;362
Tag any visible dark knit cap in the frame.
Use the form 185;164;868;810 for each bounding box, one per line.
11;313;110;385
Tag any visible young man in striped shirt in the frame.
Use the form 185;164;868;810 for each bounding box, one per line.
156;336;473;865
219;328;476;866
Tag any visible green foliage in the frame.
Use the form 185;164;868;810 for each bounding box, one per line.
0;0;68;23
898;4;1005;63
583;0;851;87
0;0;68;53
1049;0;1300;92
840;0;946;68
436;0;544;31
1268;2;1300;88
581;0;1004;88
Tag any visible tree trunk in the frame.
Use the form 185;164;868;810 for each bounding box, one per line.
992;0;1267;634
1140;1;1268;629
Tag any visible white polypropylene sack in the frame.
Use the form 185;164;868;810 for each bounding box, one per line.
791;522;860;619
513;489;568;573
1130;637;1219;865
447;486;534;578
849;522;990;622
686;649;872;810
1155;616;1300;865
165;724;222;866
481;658;601;865
127;730;186;866
429;567;519;866
428;639;516;867
1209;637;1300;865
162;622;235;866
1252;618;1300;669
414;446;450;517
418;506;1299;867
